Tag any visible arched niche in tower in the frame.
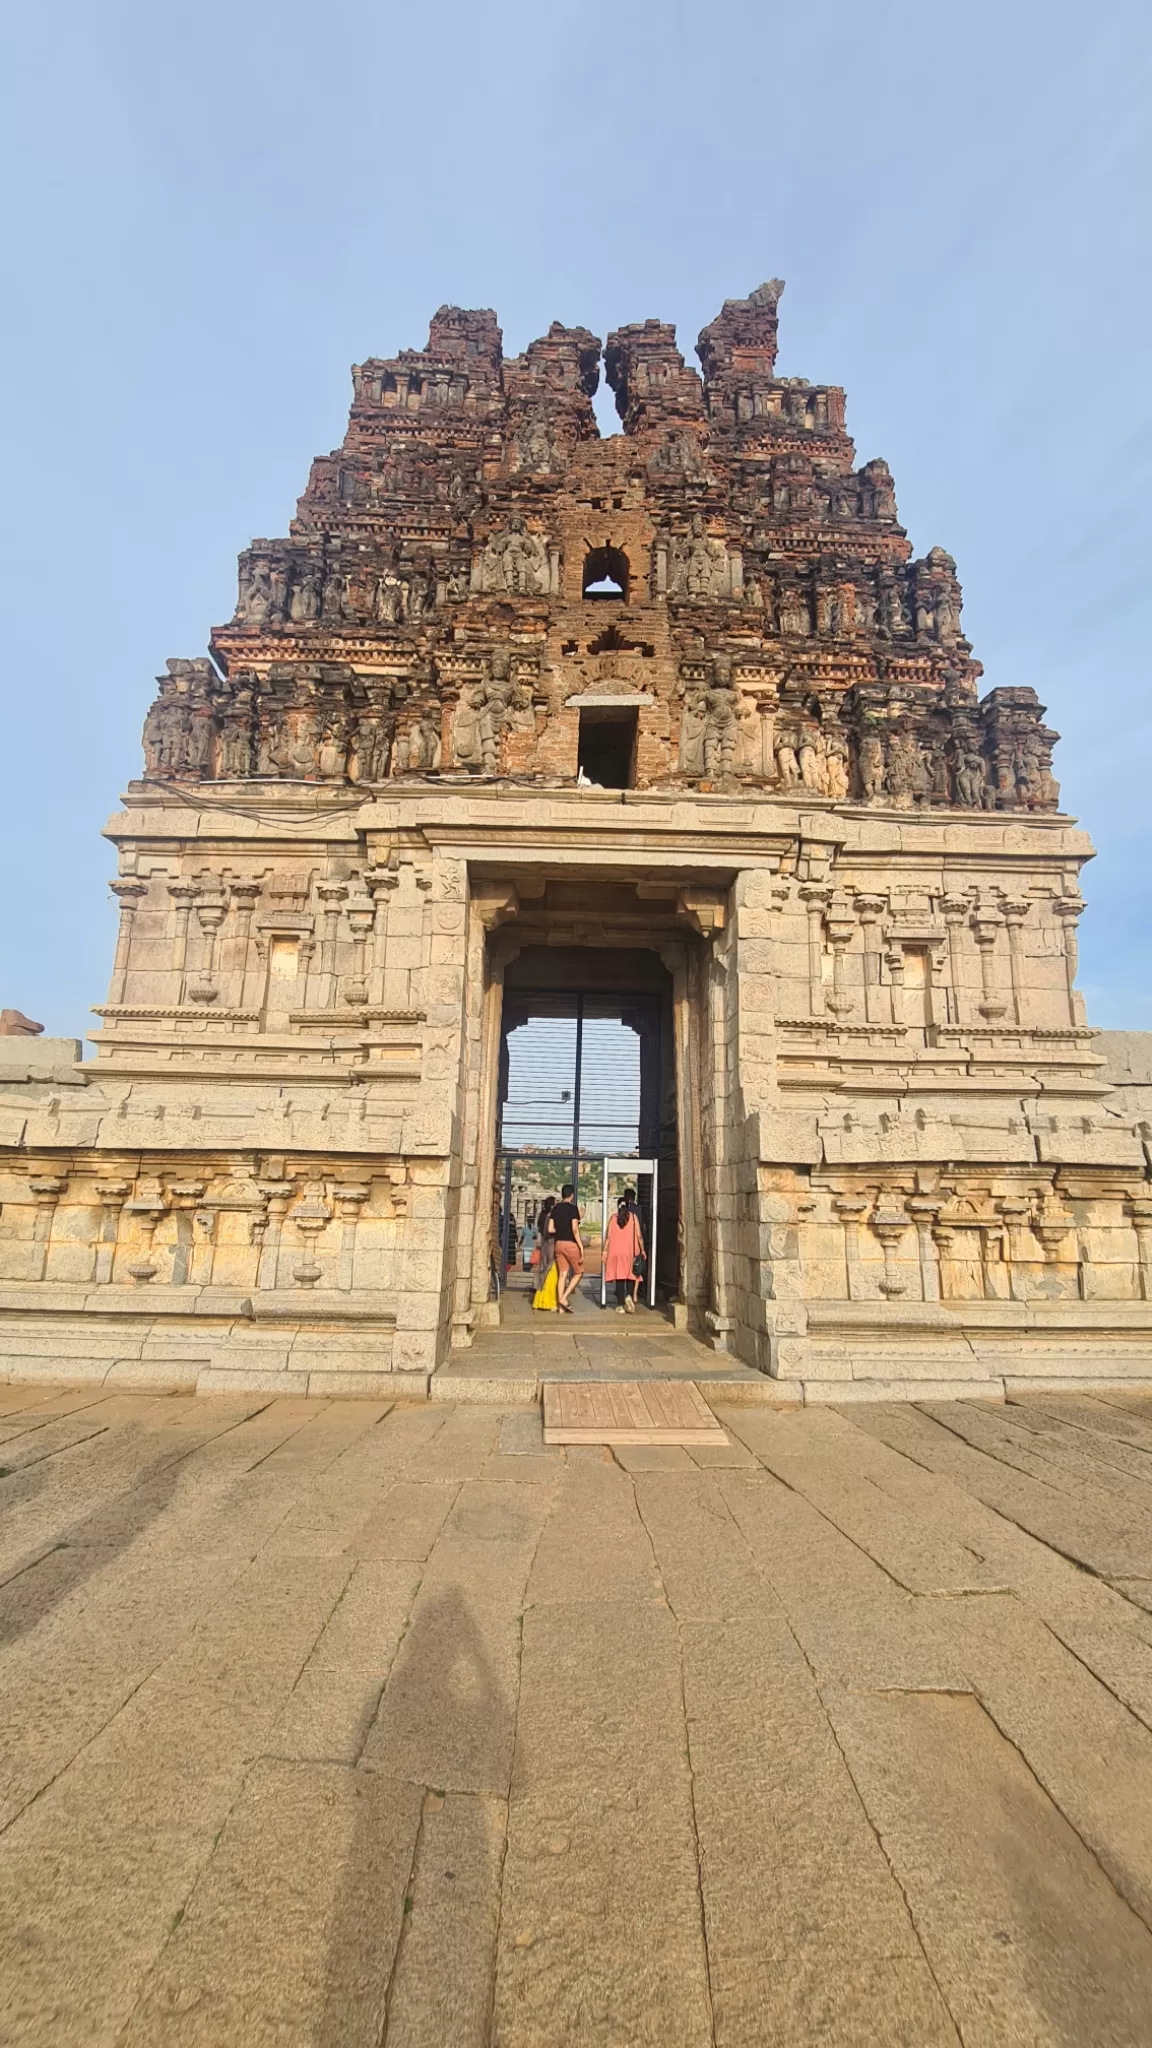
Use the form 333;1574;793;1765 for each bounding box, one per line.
582;545;630;601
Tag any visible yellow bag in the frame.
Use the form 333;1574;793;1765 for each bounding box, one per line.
532;1262;559;1311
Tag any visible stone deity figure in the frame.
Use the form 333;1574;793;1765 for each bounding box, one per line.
858;732;886;800
798;728;825;791
678;690;708;778
218;701;254;778
317;725;348;780
671;514;731;600
451;686;490;771
886;729;929;805
236;556;273;627
286;718;318;779
778;583;812;637
479;515;549;597
374;568;406;623
735;691;765;775
353;710;392;784
405;715;442;773
182;711;215;778
141;689;186;776
774;737;800;789
323;566;354;623
955;748;988;809
877;572;909;637
702;687;738;779
255;701;295;776
1015;730;1058;808
824;734;850;801
288;558;321;623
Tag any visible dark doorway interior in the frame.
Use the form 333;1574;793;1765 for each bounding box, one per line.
578;706;637;789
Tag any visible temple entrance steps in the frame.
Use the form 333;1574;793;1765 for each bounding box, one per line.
431;1276;792;1407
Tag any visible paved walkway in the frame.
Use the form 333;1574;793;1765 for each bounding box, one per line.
4;1382;1152;2043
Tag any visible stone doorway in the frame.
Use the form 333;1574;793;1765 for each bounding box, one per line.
491;946;680;1314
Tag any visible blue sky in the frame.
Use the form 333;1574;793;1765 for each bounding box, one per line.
2;0;1150;1037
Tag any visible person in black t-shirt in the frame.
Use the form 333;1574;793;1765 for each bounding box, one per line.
550;1183;583;1313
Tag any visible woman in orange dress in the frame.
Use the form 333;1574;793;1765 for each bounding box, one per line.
603;1197;645;1313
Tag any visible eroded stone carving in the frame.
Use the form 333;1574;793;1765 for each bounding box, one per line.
475;514;550;596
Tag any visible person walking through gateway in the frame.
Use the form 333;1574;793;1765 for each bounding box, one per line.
622;1185;646;1309
531;1194;558;1312
550;1183;583;1314
604;1195;645;1313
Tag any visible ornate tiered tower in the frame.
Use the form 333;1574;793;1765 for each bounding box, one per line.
2;283;1149;1397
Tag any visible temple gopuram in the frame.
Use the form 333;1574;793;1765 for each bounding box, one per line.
3;281;1151;1399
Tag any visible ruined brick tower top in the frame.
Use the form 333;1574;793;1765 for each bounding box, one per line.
141;283;1058;811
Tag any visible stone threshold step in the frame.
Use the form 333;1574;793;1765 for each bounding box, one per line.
430;1369;798;1406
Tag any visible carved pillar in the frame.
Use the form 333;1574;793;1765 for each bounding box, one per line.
871;1192;909;1297
660;939;703;1309
167;880;200;1002
799;885;831;1020
931;1218;958;1300
907;1195;941;1301
824;901;856;1018
976;1218;1009;1300
109;881;147;1003
854;895;886;1025
27;1175;67;1282
124;1182;170;1283
316;881;348;998
1000;897;1030;1027
883;940;905;1023
756;690;778;779
940;894;969;1028
256;1178;295;1289
191;1206;218;1289
469;891;521;1315
1126;1197;1152;1301
996;1194;1034;1302
1032;1193;1075;1266
1054;893;1085;1027
166;1181;206;1285
92;1178;131;1283
970;903;1007;1022
188;897;226;1004
365;864;400;1002
832;1193;869;1299
343;897;375;1006
229;880;262;1006
291;1189;332;1288
334;1183;369;1290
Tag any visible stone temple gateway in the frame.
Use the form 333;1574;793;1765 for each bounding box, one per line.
3;281;1152;1400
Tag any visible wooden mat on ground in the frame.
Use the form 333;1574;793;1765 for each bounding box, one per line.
543;1379;725;1446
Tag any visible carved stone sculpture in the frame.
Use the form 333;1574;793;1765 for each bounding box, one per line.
678;689;708;777
956;748;989;809
0;1010;44;1037
702;687;738;778
668;514;734;601
858;731;886;801
402;715;442;773
476;515;550;596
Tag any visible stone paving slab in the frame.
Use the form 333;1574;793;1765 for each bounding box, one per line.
5;1387;1152;2043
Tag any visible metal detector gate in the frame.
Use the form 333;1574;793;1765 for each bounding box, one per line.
598;1156;658;1310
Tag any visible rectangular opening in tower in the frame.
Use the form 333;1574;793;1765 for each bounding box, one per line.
577;707;637;790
